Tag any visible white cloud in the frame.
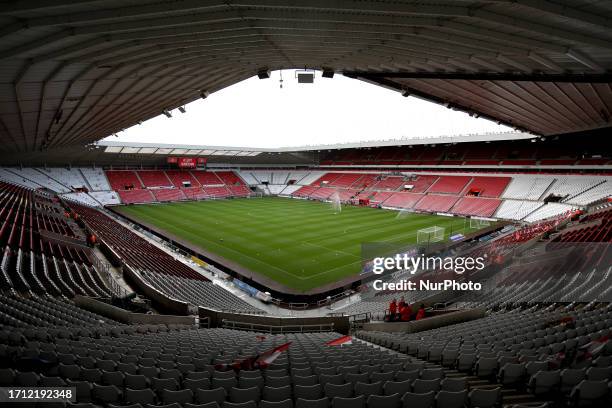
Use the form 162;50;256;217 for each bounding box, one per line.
108;70;511;148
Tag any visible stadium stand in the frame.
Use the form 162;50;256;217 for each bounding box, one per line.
414;194;459;213
428;176;472;195
106;171;143;191
451;197;501;217
137;170;173;188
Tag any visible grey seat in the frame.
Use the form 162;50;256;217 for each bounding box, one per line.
184;377;211;391
324;383;353;399
212;377;238;392
239;376;264;390
401;391;435;408
222;401;257;408
395;370;420;382
125;374;149;390
59;364;81;380
293;375;317;386
67;380;93;403
92;384;122;404
263;385;292;402
162;389;194;405
420;368;444;381
185;403;221;408
345;372;369;385
441;377;468;392
151;377;179;393
267;376;292;388
586;367;611;381
196;388;227;405
561;368;586;394
295;397;329;408
468;387;500;408
354;380;382;397
569;380;609;407
125;388;157;405
102;370;125;387
39;375;67;387
475;357;498;378
229;386;260;403
498;363;526;386
331;395;364;408
384;379;412;396
435;390;467;408
367;393;400;408
294;384;323;400
528;370;560;396
319;373;344;386
260;399;293;408
370;371;394;383
81;368;102;383
15;371;39;386
412;379;440;394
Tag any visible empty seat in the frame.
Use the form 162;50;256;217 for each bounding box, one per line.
412;379;440;394
395;370;419;382
561;368;586;394
229;386;260;403
384;380;412;396
354;381;382;397
125;388;157;405
184;377;211;391
239;376;264;390
468;387;500;408
331;395;364;408
92;384;122;404
102;370;125;387
162;389;194;405
295;397;329;408
152;378;179;393
263;385;291;402
325;383;353;399
529;370;560;396
498;363;526;386
293;375;317;387
420;368;444;380
370;371;394;383
125;374;149;390
196;388;226;405
294;384;323;400
367;393;400;408
569;380;609;406
267;376;292;388
441;377;468;392
260;400;293;408
400;391;435;408
436;390;467;408
212;377;237;392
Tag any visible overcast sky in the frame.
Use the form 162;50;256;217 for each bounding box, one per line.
108;70;512;148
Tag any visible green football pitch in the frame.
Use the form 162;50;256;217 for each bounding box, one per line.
116;197;477;292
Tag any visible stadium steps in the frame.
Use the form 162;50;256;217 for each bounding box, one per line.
78;168;94;191
91;246;133;295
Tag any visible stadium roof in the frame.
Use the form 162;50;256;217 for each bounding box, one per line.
98;131;534;154
1;0;611;155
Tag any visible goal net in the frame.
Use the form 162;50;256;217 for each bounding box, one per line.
469;218;490;229
417;226;445;244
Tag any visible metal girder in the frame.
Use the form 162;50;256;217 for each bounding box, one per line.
342;72;612;83
488;0;612;30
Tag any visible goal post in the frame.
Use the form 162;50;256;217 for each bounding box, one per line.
417;226;445;245
469;218;490;229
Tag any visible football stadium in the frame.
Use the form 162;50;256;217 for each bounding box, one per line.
0;2;612;408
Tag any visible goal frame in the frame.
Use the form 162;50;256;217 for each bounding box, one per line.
417;226;445;244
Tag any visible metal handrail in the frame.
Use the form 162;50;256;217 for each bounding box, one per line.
222;319;334;334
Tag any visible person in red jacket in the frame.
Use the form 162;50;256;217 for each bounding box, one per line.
415;304;426;320
400;303;412;322
388;298;397;321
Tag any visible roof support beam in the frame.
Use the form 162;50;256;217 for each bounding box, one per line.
342;71;612;83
